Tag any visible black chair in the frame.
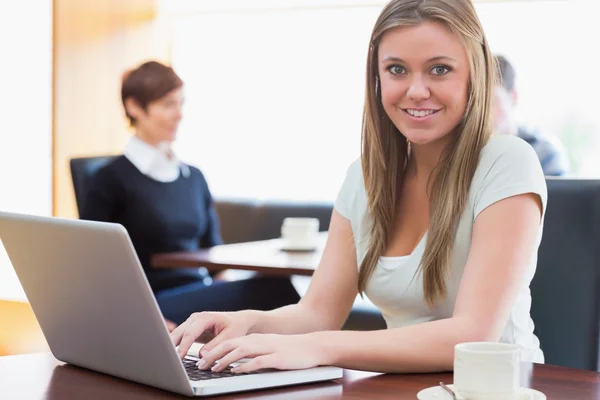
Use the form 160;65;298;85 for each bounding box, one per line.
530;178;600;371
69;156;118;216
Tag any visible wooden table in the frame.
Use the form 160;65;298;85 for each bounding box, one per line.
151;234;328;277
2;353;599;399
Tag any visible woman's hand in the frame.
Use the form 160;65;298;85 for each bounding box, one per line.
198;333;329;373
165;319;177;332
170;311;257;359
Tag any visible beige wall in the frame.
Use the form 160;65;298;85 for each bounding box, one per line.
53;0;171;218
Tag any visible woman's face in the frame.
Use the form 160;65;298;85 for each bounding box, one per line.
377;21;470;146
132;87;184;145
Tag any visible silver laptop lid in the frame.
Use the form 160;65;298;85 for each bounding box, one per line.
0;212;194;396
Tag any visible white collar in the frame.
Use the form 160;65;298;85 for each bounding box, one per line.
124;136;190;182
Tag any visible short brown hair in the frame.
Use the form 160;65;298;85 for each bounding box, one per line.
121;61;183;126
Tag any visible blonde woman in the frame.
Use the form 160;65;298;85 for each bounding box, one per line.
171;0;546;373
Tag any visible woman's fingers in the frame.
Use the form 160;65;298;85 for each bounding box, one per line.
173;315;216;358
164;319;177;332
199;334;274;372
197;338;236;369
199;328;235;354
232;354;278;373
170;320;192;346
208;342;262;372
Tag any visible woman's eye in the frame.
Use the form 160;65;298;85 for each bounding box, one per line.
389;65;406;75
432;65;450;76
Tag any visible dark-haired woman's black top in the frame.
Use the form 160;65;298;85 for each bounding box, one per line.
80;156;222;293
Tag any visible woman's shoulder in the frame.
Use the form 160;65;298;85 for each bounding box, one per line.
339;157;364;196
470;134;547;211
183;165;216;193
334;157;366;221
479;134;539;166
345;158;363;180
185;164;207;181
475;134;543;181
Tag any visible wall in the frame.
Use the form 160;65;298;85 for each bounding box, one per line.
0;301;48;356
53;0;171;218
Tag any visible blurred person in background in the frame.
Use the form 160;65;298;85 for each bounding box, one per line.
81;61;299;327
493;54;570;176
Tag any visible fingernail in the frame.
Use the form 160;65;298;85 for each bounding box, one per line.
211;361;220;371
231;366;240;373
197;359;206;368
201;350;208;357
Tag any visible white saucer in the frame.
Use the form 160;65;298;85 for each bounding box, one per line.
280;245;317;252
416;384;546;399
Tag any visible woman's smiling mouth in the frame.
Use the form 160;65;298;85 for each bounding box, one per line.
402;108;442;120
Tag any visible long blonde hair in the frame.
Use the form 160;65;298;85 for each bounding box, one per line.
358;0;497;306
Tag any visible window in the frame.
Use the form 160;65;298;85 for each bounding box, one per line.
0;1;53;300
476;0;599;175
170;4;382;201
168;0;598;203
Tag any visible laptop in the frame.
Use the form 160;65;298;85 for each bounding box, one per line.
0;212;343;397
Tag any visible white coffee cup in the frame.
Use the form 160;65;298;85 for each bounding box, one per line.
454;342;520;400
281;218;319;250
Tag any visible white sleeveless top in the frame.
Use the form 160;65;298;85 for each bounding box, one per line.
334;135;547;363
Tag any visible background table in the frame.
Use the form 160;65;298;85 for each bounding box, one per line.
151;234;328;277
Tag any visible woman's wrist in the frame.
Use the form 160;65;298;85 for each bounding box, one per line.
309;331;339;366
240;309;265;334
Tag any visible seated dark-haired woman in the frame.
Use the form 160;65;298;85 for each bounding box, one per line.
81;61;299;326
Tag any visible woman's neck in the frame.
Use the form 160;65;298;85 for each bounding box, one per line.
134;133;174;159
406;137;452;181
135;131;162;147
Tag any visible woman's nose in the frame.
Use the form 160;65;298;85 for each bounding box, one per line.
407;76;430;102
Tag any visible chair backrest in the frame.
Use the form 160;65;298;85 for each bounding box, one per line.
69;156;118;215
214;197;333;244
530;178;600;371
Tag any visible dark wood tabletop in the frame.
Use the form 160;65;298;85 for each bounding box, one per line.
151;234;328;277
2;353;599;399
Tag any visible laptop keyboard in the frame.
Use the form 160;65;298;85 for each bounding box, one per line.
183;358;260;381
